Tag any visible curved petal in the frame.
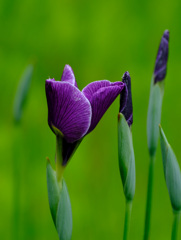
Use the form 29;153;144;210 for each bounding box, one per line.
82;80;125;133
61;65;78;87
46;79;92;143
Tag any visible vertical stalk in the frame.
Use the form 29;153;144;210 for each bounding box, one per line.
12;125;21;240
143;155;155;240
123;200;132;240
171;211;180;240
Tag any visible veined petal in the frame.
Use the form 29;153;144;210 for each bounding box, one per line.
46;79;92;143
82;80;125;132
61;65;78;87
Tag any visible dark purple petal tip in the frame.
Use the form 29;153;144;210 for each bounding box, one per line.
119;71;133;126
163;30;169;41
154;30;169;84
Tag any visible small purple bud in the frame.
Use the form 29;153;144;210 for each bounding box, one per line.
154;30;169;84
119;71;133;126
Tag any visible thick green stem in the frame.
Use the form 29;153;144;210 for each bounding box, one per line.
171;211;180;240
56;135;64;182
123;200;132;240
143;155;155;240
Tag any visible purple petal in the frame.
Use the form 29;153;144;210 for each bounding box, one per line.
154;30;169;84
61;65;78;87
82;80;125;132
46;79;92;143
120;71;133;126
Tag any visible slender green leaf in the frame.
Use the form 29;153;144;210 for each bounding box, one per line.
47;160;61;225
56;180;72;240
159;126;181;211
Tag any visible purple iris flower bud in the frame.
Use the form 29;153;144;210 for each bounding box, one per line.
154;30;169;84
46;65;125;165
119;71;133;126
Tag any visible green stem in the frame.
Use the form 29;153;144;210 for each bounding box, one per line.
171;211;180;240
12;125;21;240
123;200;132;240
56;135;64;182
143;155;155;240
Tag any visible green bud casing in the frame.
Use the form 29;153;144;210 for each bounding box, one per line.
118;113;135;201
47;160;72;240
13;64;33;123
147;77;164;157
159;126;181;212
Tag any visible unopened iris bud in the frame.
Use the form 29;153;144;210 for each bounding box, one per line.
118;72;135;201
147;30;169;157
159;126;181;212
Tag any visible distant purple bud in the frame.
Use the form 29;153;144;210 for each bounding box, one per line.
154;30;169;84
119;72;133;126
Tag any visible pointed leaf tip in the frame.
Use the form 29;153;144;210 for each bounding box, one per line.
118;112;121;121
159;125;169;148
46;157;51;167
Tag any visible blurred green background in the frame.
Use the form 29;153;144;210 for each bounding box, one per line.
0;0;181;239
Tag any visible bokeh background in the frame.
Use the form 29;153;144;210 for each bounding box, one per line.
0;0;181;239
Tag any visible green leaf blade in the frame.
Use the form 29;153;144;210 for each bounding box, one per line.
47;160;61;225
46;160;72;240
56;180;72;240
159;126;181;212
